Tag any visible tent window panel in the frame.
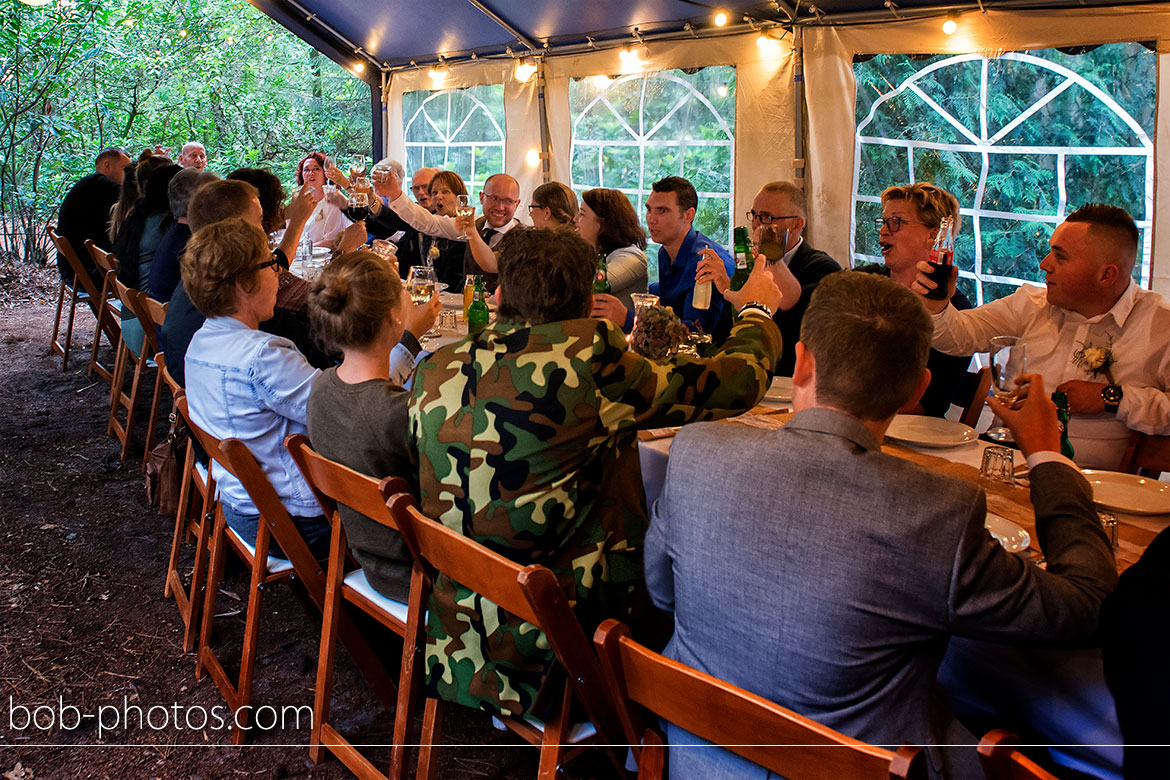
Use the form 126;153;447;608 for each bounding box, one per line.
570;66;736;257
851;43;1155;300
403;84;506;188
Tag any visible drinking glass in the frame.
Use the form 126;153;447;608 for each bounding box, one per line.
456;195;474;239
987;336;1026;442
349;189;369;222
407;266;440;338
350;154;367;182
371;239;398;273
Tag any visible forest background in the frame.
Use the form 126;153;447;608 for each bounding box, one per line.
0;0;370;266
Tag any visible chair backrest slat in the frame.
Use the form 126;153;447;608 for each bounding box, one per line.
285;433;409;531
387;494;541;627
594;619;926;780
47;226;102;300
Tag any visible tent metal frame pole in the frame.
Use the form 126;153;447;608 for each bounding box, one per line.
462;0;539;52
793;27;806;188
536;59;551;184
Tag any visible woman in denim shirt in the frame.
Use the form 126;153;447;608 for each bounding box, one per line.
181;218;329;558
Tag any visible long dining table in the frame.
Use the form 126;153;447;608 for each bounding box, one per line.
637;405;1168;780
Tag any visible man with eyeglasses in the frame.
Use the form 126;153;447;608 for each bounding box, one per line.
376;171;522;291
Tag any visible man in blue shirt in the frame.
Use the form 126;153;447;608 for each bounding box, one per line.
645;176;735;335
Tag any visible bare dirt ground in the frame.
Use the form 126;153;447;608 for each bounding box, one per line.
0;263;613;779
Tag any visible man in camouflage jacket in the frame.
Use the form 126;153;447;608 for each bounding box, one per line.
409;227;784;719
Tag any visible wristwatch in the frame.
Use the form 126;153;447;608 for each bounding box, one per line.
1101;383;1123;414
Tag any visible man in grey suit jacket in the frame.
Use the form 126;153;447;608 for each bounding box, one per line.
644;272;1118;779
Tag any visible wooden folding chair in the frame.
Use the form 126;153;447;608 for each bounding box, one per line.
977;730;1058;780
285;433;415;779
1118;431;1170;477
386;492;628;780
47;226;103;371
592;619;925;780
138;292;168;470
957;366;992;429
165;373;214;653
180;400;395;744
107;279;156;460
84;240;121;384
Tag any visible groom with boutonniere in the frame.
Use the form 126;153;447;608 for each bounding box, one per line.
911;203;1170;469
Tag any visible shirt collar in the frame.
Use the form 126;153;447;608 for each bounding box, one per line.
664;228;699;267
1047;279;1139;329
782;236;805;265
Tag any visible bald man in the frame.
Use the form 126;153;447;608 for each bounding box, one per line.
177;141;207;171
916;203;1170;469
411;167;440;212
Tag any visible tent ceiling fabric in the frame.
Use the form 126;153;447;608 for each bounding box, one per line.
255;0;1166;76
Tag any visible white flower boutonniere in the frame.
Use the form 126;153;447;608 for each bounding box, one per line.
1072;340;1116;379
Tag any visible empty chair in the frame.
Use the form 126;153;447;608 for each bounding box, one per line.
1118;431;1170;477
138;291;168;469
286;433;415;779
977;730;1059;780
956;366;992;429
106;279;156;460
387;491;627;780
593;618;926;780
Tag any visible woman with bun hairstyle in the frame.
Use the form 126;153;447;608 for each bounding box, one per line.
305;250;420;601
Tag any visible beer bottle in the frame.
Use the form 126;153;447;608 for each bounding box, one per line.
468;274;490;339
593;252;611;294
924;216;954;301
729;226;753;291
1051;390;1076;460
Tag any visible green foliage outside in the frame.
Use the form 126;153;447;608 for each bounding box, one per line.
1;0;370;266
853;44;1154;303
569;66;737;278
402;85;506;201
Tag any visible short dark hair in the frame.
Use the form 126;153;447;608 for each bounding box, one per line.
760;181;808;218
228;168;287;234
531;181;578;224
496;228;594;325
168;168;220;220
651;176;697;212
582;188;647;254
188;179;260;233
1064;203;1139;262
800;272;932;421
95;147;126;167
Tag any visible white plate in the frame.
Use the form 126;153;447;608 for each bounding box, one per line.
884;415;977;448
765;376;794;402
311;246;331;259
1081;470;1170;516
985;512;1031;553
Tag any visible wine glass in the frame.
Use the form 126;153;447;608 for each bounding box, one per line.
987;336;1026;442
350;154;367;183
456;195;474;239
407;266;440;339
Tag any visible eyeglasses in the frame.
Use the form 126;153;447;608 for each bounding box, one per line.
528;204;548;212
873;216;927;233
483;194;520;206
746;210;799;225
256;256;280;274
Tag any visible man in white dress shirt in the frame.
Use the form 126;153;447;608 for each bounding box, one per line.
915;204;1170;468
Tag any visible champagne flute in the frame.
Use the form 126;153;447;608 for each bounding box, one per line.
456;195;474;239
987;336;1027;442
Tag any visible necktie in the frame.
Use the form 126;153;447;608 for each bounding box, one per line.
481;226;497;244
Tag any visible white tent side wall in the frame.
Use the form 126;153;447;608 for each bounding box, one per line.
804;5;1170;295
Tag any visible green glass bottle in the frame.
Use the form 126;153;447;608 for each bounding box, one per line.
593;252;611;294
729;225;753;291
467;274;490;339
1051;390;1076;460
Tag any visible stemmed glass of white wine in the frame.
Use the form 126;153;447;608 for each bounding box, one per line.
456;195;474;239
407;265;440;340
987;335;1027;442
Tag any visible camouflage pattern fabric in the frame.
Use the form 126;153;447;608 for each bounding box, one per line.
408;313;781;718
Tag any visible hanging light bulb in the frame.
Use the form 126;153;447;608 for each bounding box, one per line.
942;14;958;35
514;57;538;83
353;62;365;73
713;11;728;27
428;64;448;83
526;148;542;168
591;74;613;89
756;31;782;56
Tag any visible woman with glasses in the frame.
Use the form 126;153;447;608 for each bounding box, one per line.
574;188;649;310
182;217;330;559
297;152;351;248
527;181;578;228
858;182;974;417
